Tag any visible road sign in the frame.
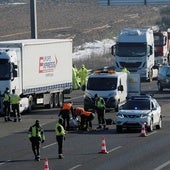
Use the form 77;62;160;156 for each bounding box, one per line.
98;0;170;6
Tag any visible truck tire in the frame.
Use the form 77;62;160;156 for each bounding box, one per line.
57;92;64;107
148;70;153;82
116;125;123;133
157;82;163;91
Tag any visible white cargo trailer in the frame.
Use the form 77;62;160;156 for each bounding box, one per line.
0;39;72;113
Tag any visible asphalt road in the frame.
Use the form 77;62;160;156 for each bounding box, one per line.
1;80;170;170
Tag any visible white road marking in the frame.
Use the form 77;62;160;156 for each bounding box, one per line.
0;160;11;166
153;160;170;170
43;142;57;149
108;146;122;153
68;164;82;170
147;131;157;136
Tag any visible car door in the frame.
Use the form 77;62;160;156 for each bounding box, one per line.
151;99;160;124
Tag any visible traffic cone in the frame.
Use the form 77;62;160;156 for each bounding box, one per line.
99;136;108;154
140;123;147;137
44;157;49;170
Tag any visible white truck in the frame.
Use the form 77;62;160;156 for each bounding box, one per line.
112;28;158;81
0;39;72;113
83;70;140;112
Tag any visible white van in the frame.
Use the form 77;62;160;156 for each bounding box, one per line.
84;70;128;112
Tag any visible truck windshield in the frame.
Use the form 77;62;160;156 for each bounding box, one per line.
116;43;147;57
87;77;117;91
0;59;10;80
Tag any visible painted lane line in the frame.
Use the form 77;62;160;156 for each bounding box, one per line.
43;142;57;149
68;164;82;170
147;131;157;136
153;160;170;170
0;160;11;166
108;146;122;153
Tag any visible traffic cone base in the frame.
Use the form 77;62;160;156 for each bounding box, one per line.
140;123;147;137
44;157;49;170
99;136;108;154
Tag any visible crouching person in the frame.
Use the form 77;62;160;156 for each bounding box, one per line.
74;107;95;131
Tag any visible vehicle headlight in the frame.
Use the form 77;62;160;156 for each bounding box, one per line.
140;114;148;118
117;113;124;118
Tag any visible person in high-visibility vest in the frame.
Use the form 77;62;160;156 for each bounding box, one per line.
121;67;130;74
74;107;95;131
94;94;107;129
72;64;80;90
78;64;88;90
55;118;66;159
10;89;21;122
3;87;12;122
28;120;45;161
58;102;74;131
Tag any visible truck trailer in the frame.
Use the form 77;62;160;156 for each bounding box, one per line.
0;39;72;113
112;28;158;81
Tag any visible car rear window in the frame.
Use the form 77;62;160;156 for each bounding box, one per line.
122;100;150;110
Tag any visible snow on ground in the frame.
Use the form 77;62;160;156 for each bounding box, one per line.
72;39;116;60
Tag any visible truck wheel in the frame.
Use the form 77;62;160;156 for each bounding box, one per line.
157;82;163;91
115;101;119;112
116;125;123;133
57;92;63;107
148;70;153;82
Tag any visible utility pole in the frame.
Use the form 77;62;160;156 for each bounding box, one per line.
30;0;37;39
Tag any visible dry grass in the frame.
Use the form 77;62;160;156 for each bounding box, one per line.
0;0;169;69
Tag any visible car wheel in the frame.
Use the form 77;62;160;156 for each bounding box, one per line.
147;120;153;132
157;82;163;92
116;125;123;133
156;117;162;129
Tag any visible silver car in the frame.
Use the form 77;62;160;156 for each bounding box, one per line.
116;95;162;133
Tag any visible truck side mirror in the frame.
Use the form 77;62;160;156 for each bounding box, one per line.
149;45;153;55
118;85;123;91
111;45;115;55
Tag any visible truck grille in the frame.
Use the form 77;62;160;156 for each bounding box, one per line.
119;62;142;69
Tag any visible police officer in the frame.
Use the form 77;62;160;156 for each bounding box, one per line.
10;89;21;122
58;102;74;130
94;94;106;129
3;87;12;122
55;118;66;159
28;120;45;161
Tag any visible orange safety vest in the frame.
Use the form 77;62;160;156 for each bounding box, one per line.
62;103;72;110
83;111;91;117
74;107;84;116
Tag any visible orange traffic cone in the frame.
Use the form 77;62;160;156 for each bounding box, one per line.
99;136;108;154
44;157;49;170
140;123;147;137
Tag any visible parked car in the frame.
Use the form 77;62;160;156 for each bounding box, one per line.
157;65;170;91
116;95;162;133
